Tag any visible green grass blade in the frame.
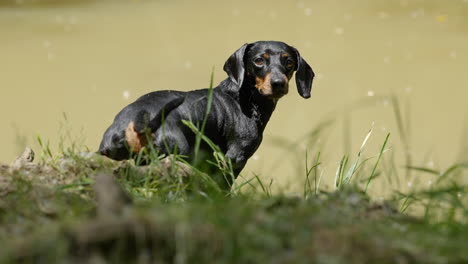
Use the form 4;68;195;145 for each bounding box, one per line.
365;133;390;193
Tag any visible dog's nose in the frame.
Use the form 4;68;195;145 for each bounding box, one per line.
271;78;286;91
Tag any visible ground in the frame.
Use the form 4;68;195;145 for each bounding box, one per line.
0;149;467;264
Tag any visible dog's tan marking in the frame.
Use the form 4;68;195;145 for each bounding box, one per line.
281;75;290;95
256;73;291;99
262;53;270;59
255;73;272;96
125;122;147;153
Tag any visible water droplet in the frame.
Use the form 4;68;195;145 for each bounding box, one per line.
378;11;389;19
405;85;413;93
426;160;434;168
304;8;312;16
382;99;390;107
344;13;352;21
410;8;425;19
269;10;277;19
449;51;457;59
334;27;344;35
383;56;391;64
405;51;413;60
123;90;130;100
55;15;64;23
47;52;55;61
367;91;375;97
185;61;192;69
252;155;259;161
232;8;240;16
43;40;51;48
69;16;78;25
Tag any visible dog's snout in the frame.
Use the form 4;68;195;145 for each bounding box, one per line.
271;78;286;90
270;73;289;96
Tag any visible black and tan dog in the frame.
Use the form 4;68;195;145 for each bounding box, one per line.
99;41;314;184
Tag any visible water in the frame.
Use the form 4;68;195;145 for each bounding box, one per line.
1;0;467;192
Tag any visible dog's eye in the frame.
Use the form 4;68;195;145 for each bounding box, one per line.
254;58;265;66
286;59;294;68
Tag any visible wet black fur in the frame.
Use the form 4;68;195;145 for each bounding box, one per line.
98;41;314;186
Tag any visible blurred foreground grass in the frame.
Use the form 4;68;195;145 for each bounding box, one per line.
0;136;467;263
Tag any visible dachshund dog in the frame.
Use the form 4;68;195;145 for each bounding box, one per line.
99;41;314;187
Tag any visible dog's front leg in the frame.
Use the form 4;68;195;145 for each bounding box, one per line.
225;144;249;176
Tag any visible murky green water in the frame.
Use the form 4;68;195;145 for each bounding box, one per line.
1;0;467;192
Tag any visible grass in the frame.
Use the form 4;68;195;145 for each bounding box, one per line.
0;96;467;263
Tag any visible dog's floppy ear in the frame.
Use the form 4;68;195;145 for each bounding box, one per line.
223;43;249;88
292;47;315;99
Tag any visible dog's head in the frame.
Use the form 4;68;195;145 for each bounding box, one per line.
223;41;314;99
